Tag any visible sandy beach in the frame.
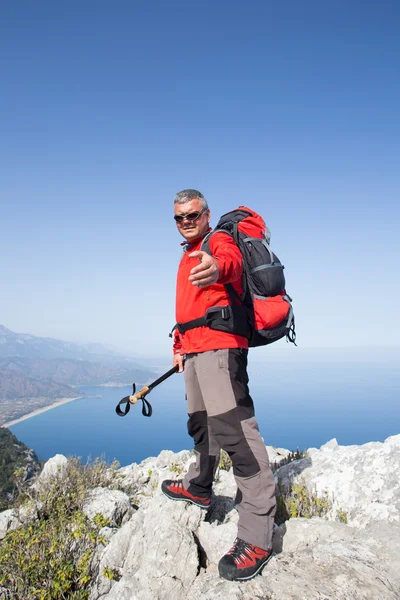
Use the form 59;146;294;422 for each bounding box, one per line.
1;396;83;428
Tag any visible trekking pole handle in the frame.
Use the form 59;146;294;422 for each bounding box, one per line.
116;364;180;417
129;385;150;404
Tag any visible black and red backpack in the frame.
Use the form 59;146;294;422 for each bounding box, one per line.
201;206;296;347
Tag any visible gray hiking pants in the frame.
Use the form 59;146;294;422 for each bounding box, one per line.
182;348;276;550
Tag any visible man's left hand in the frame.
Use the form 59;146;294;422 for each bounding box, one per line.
188;251;219;288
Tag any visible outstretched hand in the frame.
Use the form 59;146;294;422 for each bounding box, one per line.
188;251;220;288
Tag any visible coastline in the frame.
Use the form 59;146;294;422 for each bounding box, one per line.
1;396;84;429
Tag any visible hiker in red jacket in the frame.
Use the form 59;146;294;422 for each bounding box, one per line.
162;189;276;581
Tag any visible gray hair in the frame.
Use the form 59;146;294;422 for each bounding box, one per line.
174;189;208;209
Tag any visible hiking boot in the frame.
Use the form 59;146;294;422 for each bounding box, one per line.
161;479;211;509
218;537;273;581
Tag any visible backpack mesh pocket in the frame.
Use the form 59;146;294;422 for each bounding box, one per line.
240;236;286;297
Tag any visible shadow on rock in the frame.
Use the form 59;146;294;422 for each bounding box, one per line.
271;521;287;554
275;456;313;494
205;495;235;525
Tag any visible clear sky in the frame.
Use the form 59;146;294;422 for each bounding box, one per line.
1;1;399;358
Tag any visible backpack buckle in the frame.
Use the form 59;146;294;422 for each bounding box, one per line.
221;308;230;320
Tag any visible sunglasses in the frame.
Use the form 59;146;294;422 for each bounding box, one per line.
174;207;207;224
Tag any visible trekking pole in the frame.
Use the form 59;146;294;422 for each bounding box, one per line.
115;365;179;417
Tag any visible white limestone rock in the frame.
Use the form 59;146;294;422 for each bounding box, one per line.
187;519;400;600
276;434;400;528
88;435;400;600
197;517;238;566
0;502;41;538
89;489;204;600
83;487;134;527
0;509;19;540
266;445;292;465
34;454;68;488
117;449;195;507
213;467;236;498
3;435;400;599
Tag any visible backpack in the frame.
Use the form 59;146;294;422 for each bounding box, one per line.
201;206;296;347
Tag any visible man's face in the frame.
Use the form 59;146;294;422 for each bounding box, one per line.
174;199;210;242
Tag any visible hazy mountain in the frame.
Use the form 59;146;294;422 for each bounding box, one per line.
0;357;155;387
0;368;78;401
0;324;129;363
0;325;158;425
0;324;158;385
0;367;80;426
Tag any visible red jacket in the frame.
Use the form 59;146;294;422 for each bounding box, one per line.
173;231;248;355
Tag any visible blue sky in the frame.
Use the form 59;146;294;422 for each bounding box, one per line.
1;1;399;358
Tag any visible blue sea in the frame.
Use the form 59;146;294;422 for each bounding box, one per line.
10;350;400;467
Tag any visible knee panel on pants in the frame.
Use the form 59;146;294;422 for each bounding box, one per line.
209;409;260;478
187;410;209;454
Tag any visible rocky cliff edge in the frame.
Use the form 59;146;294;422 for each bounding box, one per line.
1;435;399;600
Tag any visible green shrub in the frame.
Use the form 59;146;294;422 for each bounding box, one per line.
169;463;183;476
0;457;122;600
0;510;105;599
218;450;232;471
275;479;334;525
287;482;332;519
0;428;41;509
336;507;348;524
102;566;120;581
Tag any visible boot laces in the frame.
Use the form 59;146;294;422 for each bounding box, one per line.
228;538;254;563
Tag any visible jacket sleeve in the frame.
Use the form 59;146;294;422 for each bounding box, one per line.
210;232;243;284
173;329;182;355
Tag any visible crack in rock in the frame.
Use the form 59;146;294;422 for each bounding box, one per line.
192;531;208;576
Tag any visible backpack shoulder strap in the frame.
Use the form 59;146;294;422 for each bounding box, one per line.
200;227;236;256
200;231;214;256
200;227;246;301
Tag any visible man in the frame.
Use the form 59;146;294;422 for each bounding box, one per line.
161;189;276;582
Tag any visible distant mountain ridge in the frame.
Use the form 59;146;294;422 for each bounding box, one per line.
0;368;77;402
0;324;125;362
0;324;156;381
0;324;158;425
0;357;155;387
